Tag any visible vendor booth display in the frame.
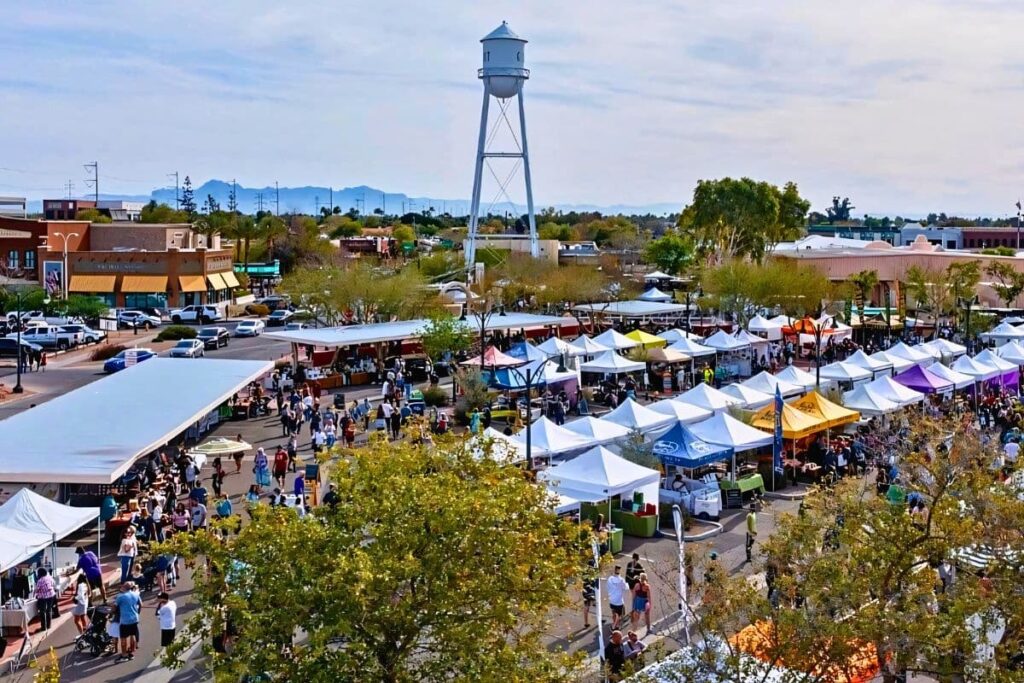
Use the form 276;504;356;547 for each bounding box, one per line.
510;416;592;456
950;355;999;382
579;350;645;375
667;337;716;358
592;329;639;351
870;350;915;373
538;446;661;537
677;383;744;413
720;383;773;409
0;490;98;570
842;384;901;416
789;391;860;429
647;398;712;424
653;424;730;519
624;329;667;349
645;347;691;364
690;412;773;453
747;314;784;341
775;365;818;391
741;371;802;398
562;416;632;446
602;398;676;434
846;349;892;377
569;335;612;357
996;340;1024;364
867;375;926;406
924;362;974;390
460;346;525;368
973;349;1020;388
817;361;872;384
637;287;673;303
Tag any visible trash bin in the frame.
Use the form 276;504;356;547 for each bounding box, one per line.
333;393;346;409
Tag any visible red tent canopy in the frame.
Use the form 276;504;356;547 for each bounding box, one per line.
460;346;524;368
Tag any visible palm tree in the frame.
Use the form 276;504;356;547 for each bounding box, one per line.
849;269;879;344
230;216;261;273
258;215;288;259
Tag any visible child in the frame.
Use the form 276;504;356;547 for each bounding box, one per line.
106;605;121;656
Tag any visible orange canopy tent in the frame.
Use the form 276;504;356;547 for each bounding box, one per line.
790;391;861;429
730;620;881;683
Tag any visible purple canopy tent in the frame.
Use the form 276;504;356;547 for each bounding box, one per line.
894;364;954;394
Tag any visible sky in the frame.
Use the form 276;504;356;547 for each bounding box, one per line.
2;1;1024;216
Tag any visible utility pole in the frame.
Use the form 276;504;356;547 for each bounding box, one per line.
275;181;280;215
1017;199;1022;251
382;191;386;216
329;186;333;214
64;180;74;199
83;161;98;204
314;195;319;216
168;171;179;209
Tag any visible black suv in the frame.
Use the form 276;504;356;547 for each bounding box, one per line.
0;337;42;360
197;327;230;349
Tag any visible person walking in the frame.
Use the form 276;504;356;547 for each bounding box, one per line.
33;568;58;631
253;448;271;491
630;572;653;633
606;565;628;630
71;574;90;634
273;446;289;488
287;436;298;472
745;503;758;563
115;582;142;663
156;592;177;650
75;546;107;603
211;458;225;497
118;527;138;584
233;435;246;473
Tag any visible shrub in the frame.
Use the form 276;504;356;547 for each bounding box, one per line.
246;304;271;317
453;369;492;424
90;344;126;361
155;325;198;342
421;385;450;407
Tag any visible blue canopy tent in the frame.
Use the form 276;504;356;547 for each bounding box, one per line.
652;423;734;469
506;341;549;363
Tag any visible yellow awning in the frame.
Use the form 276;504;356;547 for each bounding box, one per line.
206;273;228;290
68;275;116;293
120;275;168;293
751;403;828;440
789;391;860;429
178;275;207;293
221;270;240;288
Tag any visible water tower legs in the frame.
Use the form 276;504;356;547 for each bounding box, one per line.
517;81;539;258
466;83;492;268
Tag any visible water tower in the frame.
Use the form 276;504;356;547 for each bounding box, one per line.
465;21;539;267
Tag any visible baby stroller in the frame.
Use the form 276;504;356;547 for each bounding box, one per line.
74;605;113;657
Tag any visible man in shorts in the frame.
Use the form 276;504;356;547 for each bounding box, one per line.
156;592;177;649
75;546;106;602
606;565;628;629
115;582;142;662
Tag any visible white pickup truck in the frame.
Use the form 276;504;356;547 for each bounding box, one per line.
6;324;82;350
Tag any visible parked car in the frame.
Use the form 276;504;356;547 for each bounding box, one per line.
266;310;294;327
284;322;307;331
169;339;205;358
117;310;162;329
0;337;43;360
59;324;106;344
197;327;230;349
4;311;45;325
6;325;82;350
245;296;291;314
103;347;156;372
169;305;222;324
386;354;434;382
234;320;265;337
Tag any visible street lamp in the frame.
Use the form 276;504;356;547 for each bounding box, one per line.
52;231;79;299
6;288;32;394
502;355;568;470
881;282;892;345
812;315;839;388
957;295;979;353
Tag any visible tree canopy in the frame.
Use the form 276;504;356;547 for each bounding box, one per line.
644;231;694;276
701;259;838;325
140;201;189;223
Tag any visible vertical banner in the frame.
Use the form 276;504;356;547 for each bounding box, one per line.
42;261;63;298
773;385;784;483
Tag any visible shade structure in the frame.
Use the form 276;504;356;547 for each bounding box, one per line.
913;343;942;361
981;321;1024;342
550;492;581;515
645;347;691;364
487;363;578;390
510;416;592;455
923;338;967;358
667;338;716;358
0;489;98;546
996;340;1024;364
690;412;773;452
538;446;661;502
973;349;1020;387
720;383;774;409
871;350;915;373
562;416;633;446
470;428;531;461
647;398;713;424
925;362;975;390
652;423;734;469
188;437;252;457
886;341;934;367
505;341;549;363
843;384;901;416
741;371;803;397
704;329;749;351
868;375;926;406
536;336;584;358
768;314;793;327
734;329;770;348
748;314;784;341
579;350;645;374
659;328;703;344
894;365;955;394
637;287;673;302
461;346;525;368
601;398;676;433
644;270;673;280
775;365;818;391
789;391;860;429
951;355;999;382
752;402;827;440
818;361;872;383
592;329;639;351
569;334;611;357
846;349;892;375
625;329;667;348
677;383;745;412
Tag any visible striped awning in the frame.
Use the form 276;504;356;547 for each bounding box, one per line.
121;275;168;293
68;274;116;293
206;273;228;290
221;270;240;288
178;275;207;293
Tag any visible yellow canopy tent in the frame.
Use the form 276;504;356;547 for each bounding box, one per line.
790;391;860;429
624;330;667;349
751;402;827;440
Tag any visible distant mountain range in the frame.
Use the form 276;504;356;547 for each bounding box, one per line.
27;180;680;217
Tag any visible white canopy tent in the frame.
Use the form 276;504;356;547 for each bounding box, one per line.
703;330;749;352
550;492;582;516
871;350;915;373
0;489;99;571
747;314;784;341
868;375;926;407
0;358;273;485
538;446;661;512
818;361;873;383
562;416;633;446
768;314;793;327
734;329;770;350
981;322;1024;343
592;329;639;351
602;398;676;434
579;350;645;374
659;328;703;344
720;383;774;409
846;349;892;376
843;384;901;416
951;355;999;381
647;398;713;424
644;270;673;280
676;383;744;413
996;340;1024;364
975;349;1019;375
469;428;534;461
741;371;803;398
775;365;818;391
536;336;585;359
569;335;611;357
924;339;970;360
926;362;976;390
887;341;934;367
0;527;55;572
638;287;673;303
667;338;716;358
689;412;773;453
510;417;593;455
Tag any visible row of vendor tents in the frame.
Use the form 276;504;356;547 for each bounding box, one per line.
0;489;98;573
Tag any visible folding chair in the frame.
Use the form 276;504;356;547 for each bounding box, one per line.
8;631;36;674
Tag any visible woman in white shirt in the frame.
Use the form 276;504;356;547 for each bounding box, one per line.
118;527;138;584
71;575;90;634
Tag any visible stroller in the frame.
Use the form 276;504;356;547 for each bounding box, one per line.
74;605;114;657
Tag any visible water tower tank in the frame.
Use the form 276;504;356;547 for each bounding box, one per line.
479;21;528;99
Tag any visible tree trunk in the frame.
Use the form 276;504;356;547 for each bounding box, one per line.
244;238;251;272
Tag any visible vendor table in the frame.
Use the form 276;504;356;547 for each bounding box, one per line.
610;509;658;538
1;599;38;635
719;473;765;502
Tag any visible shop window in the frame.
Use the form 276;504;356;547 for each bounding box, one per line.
124;293;168;310
7;250;17;269
24;251;35;269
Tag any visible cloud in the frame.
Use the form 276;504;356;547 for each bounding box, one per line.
1;0;1023;215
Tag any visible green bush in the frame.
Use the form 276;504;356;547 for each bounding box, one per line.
90;344;126;361
422;385;450;407
155;325;198;342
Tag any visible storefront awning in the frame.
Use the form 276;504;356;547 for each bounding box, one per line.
221;270;240;288
68;274;116;293
178;274;207;292
206;272;228;290
121;275;168;293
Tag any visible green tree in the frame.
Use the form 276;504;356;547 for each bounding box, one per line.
203;194;220;215
986;261;1024;307
538;222;574;241
419;311;474;365
73;208;112;223
229;216;260;271
140;201;189;223
63;294;111;319
162;437;587;682
392;224;416;244
180;175;196;215
905;264;952;320
325;215;362;238
644;231;694;275
257;215;288;257
946;261;982;326
849;269;879;310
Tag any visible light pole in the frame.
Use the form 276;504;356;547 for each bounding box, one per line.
812;315;838;388
882;282;892;345
7;289;32;393
505;355;567;469
52;231;79;299
958;295;978;352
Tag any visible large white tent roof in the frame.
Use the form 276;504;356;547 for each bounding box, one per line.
538;446;661;500
846;349;892;373
952;355;1000;380
0;358;273;484
647;398;713;424
592;328;639;351
659;328;703;344
637;287;673;302
572;300;686;317
720;383;774;409
886;341;933;366
0;526;54;572
925;362;976;390
579;350;645;374
602;398;676;432
868;375;926;406
734;329;769;347
871;350;915;373
842;384;901;416
741;371;802;397
536;336;584;358
747;314;783;333
667;338;716;357
510;416;592;455
569;334;611;356
0;489;97;541
703;329;749;351
996;340;1024;364
775;364;818;390
818;360;873;382
974;349;1018;374
562;416;633;445
677;383;744;412
689;412;773;452
981;321;1024;342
